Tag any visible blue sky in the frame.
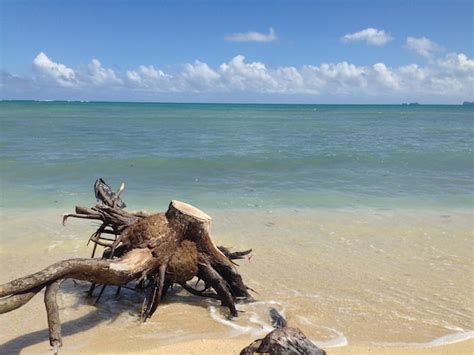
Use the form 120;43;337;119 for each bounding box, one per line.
1;0;473;103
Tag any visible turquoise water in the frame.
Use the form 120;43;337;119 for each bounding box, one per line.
0;101;473;209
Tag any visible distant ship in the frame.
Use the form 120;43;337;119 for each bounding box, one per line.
462;101;474;106
401;102;421;106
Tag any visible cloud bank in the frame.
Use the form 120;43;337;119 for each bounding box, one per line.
2;51;473;103
342;28;393;46
225;28;277;42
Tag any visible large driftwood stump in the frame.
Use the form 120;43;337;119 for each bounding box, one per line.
0;180;253;353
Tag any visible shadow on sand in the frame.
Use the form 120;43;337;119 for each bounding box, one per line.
0;280;224;354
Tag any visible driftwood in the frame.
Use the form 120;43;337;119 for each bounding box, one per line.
0;179;253;353
241;309;326;355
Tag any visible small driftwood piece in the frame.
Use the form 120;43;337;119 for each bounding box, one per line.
0;179;253;353
241;308;326;355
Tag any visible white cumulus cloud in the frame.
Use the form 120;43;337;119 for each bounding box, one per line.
437;52;474;72
406;36;442;58
125;65;171;90
373;63;400;90
301;62;368;95
85;59;122;86
341;28;393;46
32;53;123;89
219;55;278;91
225;28;277;42
32;52;77;87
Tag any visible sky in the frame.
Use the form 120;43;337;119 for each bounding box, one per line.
1;0;473;103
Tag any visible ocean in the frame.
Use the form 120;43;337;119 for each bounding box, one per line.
0;101;473;352
0;101;473;210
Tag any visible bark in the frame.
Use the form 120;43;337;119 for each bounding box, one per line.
0;248;155;297
142;263;166;321
0;287;42;314
0;179;253;352
197;257;238;317
45;280;64;354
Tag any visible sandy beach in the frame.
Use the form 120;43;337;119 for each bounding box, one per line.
1;207;472;353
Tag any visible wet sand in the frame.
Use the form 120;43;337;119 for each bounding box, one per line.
1;207;473;353
158;338;474;354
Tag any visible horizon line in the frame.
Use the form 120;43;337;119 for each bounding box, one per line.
1;99;472;106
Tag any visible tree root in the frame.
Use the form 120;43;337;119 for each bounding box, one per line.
180;282;220;300
0;248;155;298
197;258;238;317
0;286;42;314
142;263;167;321
45;280;64;355
0;179;254;352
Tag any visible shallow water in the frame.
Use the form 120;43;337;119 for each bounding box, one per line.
1;102;473;209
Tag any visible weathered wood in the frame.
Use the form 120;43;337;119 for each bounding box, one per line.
179;282;220;299
0;287;42;314
0;248;156;297
218;246;252;260
197;257;238;317
94;178;126;209
0;179;253;352
142;263;167;321
45;279;64;355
